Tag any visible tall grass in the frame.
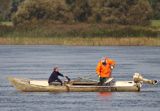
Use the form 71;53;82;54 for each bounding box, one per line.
0;21;160;46
1;22;160;38
0;21;13;26
151;20;160;27
0;36;160;46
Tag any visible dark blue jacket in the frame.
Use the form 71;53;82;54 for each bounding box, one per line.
48;71;64;83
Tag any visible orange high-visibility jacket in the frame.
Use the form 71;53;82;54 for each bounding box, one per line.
96;58;116;78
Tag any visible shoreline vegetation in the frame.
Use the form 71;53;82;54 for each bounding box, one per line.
0;36;159;46
0;0;160;46
0;21;160;46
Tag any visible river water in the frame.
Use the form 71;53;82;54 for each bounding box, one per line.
0;45;160;111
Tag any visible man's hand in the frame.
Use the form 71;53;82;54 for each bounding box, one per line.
97;74;100;78
65;76;71;82
111;65;115;70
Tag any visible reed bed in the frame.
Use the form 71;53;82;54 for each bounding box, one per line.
0;21;160;46
0;36;159;46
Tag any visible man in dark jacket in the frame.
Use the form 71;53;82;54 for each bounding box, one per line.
48;67;66;85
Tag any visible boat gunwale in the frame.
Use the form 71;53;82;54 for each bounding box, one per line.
8;77;140;92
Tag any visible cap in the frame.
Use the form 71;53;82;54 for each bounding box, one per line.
101;56;107;62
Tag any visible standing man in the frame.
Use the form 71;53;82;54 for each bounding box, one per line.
96;57;116;85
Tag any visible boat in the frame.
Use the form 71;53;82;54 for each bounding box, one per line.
8;73;158;92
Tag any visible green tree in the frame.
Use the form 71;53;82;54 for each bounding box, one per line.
66;0;91;22
12;0;71;25
10;0;24;13
126;0;153;25
12;0;153;26
154;2;160;19
149;0;160;19
89;0;152;25
0;0;12;21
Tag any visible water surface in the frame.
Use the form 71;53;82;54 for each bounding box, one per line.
0;45;160;111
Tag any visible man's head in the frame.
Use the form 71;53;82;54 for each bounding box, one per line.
53;67;59;72
101;57;107;65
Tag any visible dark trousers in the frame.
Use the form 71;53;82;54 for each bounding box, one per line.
49;78;63;85
98;77;107;85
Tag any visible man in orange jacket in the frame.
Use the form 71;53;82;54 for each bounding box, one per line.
96;57;116;85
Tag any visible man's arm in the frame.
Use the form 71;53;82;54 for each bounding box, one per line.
96;62;101;76
58;72;64;77
109;59;116;69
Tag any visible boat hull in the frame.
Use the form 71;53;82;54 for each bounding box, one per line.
8;77;141;92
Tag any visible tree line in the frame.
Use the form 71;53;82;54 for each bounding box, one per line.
0;0;160;26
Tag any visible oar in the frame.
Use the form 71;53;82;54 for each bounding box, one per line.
65;76;71;83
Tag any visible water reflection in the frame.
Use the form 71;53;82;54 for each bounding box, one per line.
98;92;112;97
97;92;112;102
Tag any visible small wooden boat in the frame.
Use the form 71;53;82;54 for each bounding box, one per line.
8;73;158;92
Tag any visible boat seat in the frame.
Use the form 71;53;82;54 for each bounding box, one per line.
72;81;98;85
